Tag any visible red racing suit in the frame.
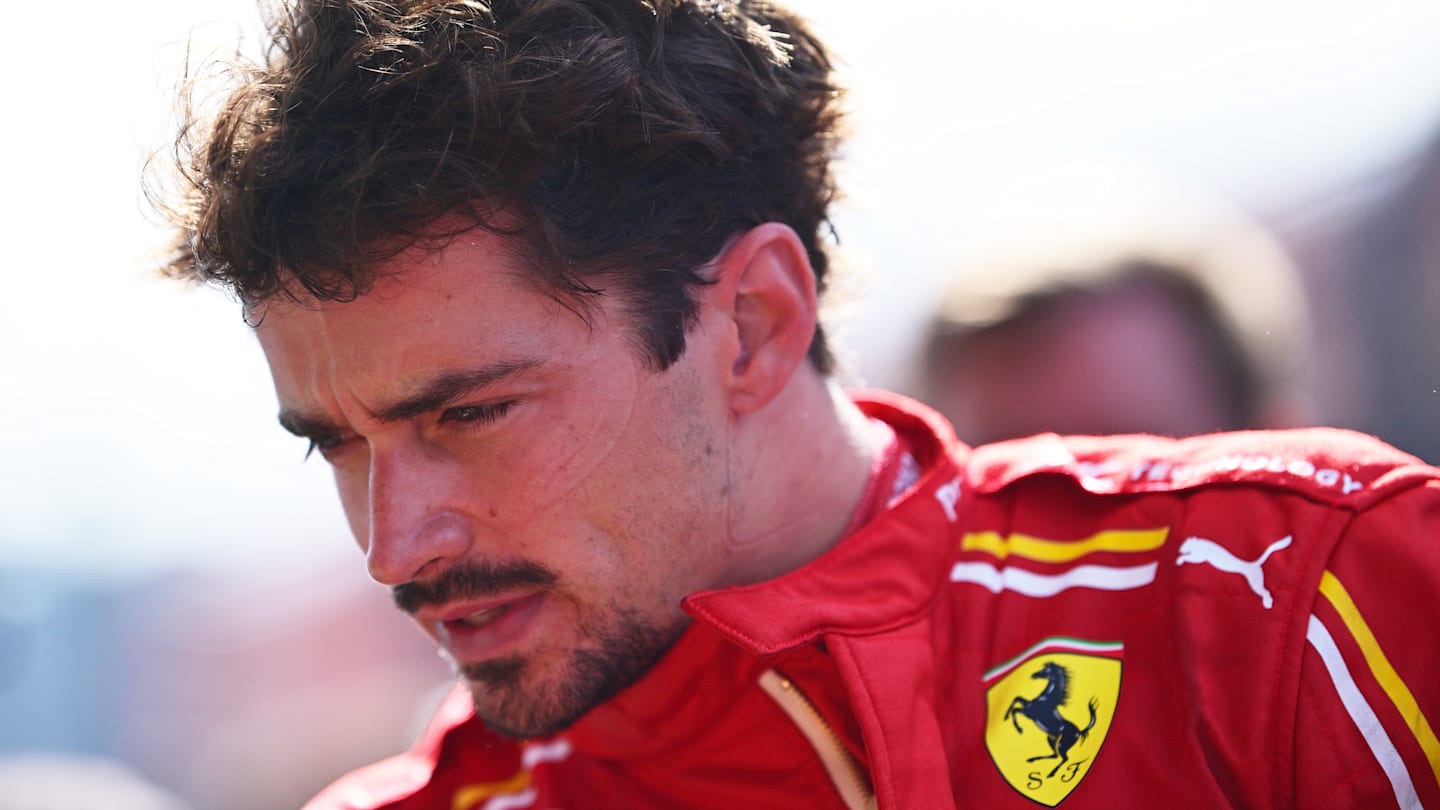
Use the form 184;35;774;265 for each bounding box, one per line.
306;391;1440;809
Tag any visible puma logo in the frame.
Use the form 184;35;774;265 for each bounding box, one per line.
1176;535;1293;609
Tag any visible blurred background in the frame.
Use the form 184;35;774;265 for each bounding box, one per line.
3;0;1439;806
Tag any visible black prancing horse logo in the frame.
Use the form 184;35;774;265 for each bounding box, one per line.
1002;662;1099;778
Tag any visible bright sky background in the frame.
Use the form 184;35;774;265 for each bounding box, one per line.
5;0;1440;578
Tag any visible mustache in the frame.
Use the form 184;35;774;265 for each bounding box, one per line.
392;559;559;615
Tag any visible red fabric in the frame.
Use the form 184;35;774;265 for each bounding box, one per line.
307;391;1440;809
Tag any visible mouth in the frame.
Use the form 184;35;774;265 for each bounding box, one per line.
424;592;549;665
453;604;513;629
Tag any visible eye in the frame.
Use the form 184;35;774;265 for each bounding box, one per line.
439;400;517;427
304;434;350;462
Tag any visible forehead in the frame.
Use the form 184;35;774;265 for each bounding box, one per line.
253;232;607;398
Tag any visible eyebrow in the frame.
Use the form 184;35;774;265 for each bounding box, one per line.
276;357;544;438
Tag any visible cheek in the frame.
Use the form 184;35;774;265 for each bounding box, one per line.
331;464;373;552
485;373;644;519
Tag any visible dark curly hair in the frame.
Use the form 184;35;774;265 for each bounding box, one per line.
155;0;844;372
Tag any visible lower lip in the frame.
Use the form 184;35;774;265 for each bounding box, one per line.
435;592;548;664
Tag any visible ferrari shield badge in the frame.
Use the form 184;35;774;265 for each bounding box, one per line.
983;638;1122;806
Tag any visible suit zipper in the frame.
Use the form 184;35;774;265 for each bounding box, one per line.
758;669;878;810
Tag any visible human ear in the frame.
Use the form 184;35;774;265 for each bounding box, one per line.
709;222;819;414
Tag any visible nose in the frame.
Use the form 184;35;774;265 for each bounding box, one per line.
364;443;473;586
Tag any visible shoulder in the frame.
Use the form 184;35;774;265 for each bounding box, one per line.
963;427;1436;509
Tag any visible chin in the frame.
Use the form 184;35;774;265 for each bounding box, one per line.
461;608;686;739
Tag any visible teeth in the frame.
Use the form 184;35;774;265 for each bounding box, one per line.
459;606;507;628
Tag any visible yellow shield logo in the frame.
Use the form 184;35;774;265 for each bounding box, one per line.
984;641;1122;806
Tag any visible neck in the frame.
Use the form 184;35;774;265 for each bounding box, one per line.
718;371;889;587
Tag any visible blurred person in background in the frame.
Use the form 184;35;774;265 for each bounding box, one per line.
918;189;1315;443
153;1;1440;808
1284;126;1440;464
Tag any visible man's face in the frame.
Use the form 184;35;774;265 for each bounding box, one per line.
255;232;734;738
932;283;1237;443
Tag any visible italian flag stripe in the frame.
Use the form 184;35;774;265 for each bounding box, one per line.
983;636;1124;683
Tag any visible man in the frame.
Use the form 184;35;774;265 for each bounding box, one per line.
157;1;1440;808
919;202;1315;443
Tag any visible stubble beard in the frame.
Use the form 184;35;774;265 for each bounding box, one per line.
394;561;693;739
460;604;686;739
